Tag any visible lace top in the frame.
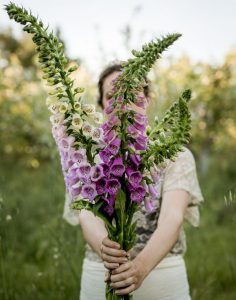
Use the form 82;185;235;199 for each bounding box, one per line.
63;146;204;262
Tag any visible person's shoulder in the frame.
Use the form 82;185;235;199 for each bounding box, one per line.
164;146;195;171
177;146;195;162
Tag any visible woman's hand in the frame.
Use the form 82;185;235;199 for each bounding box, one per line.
101;237;128;270
109;257;147;295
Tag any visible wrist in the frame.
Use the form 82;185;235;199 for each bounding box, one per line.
133;254;151;279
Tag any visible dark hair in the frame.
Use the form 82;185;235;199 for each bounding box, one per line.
97;62;150;109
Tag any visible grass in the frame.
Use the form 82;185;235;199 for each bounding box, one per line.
0;155;235;300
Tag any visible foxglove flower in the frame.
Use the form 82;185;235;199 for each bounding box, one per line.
127;124;140;138
130;185;146;203
144;196;155;212
99;149;112;164
81;183;97;201
91;165;104;182
92;112;104;124
105;178;121;195
59;101;70;113
60;136;75;152
129;153;141;167
82;103;96;115
148;184;159;199
92;128;103;142
107;137;121;155
103;129;116;144
70;148;86;163
96;178;107;195
50;113;65;125
76;162;92;179
126;167;142;187
71;113;83;129
82;122;94;137
110;157;125;177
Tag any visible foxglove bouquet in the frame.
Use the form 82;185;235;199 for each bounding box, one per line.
6;3;192;299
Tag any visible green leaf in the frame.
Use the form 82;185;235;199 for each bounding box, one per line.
115;188;126;214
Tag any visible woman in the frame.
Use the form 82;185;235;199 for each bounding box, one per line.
63;63;204;300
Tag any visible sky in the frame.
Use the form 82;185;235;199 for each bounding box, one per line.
1;0;236;78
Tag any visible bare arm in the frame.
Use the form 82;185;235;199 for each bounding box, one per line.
79;210;130;268
79;210;108;258
109;189;190;295
135;189;190;277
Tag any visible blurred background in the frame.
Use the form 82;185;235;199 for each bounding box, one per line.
0;0;236;299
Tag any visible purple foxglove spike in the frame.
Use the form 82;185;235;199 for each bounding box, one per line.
81;183;97;201
91;165;104;182
110;157;125;177
144;196;156;212
76;162;92;179
99;149;112;164
148;184;159;198
107;137;121;155
130;186;146;203
95;178;107;195
105;178;121;195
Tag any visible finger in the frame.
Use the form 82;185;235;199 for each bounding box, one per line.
104;261;120;270
111;276;134;289
115;283;136;295
103;245;126;257
103;237;120;249
104;271;110;282
102;253;129;264
111;269;132;283
111;261;131;275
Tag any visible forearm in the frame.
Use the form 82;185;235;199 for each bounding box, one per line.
134;213;183;279
79;210;108;258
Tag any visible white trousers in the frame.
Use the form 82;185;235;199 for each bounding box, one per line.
80;255;191;300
